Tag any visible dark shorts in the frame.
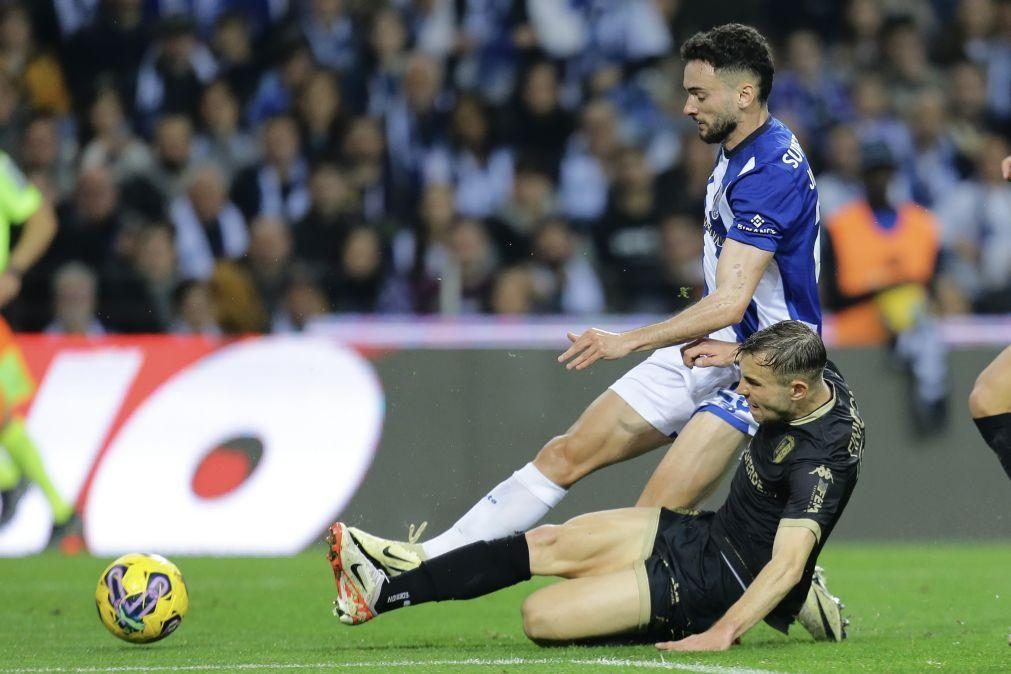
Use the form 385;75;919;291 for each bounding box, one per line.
638;508;746;642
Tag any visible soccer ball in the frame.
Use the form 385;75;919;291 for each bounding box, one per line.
94;553;189;644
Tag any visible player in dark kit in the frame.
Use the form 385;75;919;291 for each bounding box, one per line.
968;153;1011;482
327;322;863;650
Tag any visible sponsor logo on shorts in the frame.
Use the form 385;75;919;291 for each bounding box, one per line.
809;466;834;482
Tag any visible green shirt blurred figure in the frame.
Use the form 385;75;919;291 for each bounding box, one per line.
0;150;81;553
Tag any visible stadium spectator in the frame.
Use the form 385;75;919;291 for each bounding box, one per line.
425;95;514;219
62;0;149;110
508;60;574;179
986;0;1011;122
0;72;27;156
904;87;967;208
297;0;358;72
170;278;222;336
232;115;309;223
46;262;105;336
342;115;391;221
822;141;949;432
383;52;450;218
0;3;71;115
880;16;942;112
100;221;180;333
0;1;1003;334
293;162;358;274
273;263;330;332
242;215;293;321
210;11;259;105
31;0;101;41
296;70;348;163
838;0;886;71
850;71;913;167
558;99;621;225
329;225;393;314
444;0;529;104
124;114;199;219
654;130;719;216
194;79;258;181
171;163;248;279
656;213;705;312
822;142;940;346
447;217;498;314
134;15;218;133
815;124;864;221
80;87;155;183
937;132;1011;313
770;29;850;146
391;182;455;312
947;60;997;159
363;7;409;120
246;39;315;126
593;145;665;312
49;166;123;273
489;264;537;315
529;217;605;315
19;113;75;201
489;157;556;262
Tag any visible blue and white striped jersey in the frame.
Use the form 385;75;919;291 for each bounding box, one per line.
702;116;822;341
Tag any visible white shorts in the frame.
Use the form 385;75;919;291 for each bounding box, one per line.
609;331;758;438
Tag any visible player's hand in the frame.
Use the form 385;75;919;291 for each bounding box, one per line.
655;628;735;652
0;270;22;308
1002;155;1011;181
557;328;632;370
680;338;738;368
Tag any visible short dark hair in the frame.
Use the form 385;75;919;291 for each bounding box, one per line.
680;24;775;102
736;321;826;382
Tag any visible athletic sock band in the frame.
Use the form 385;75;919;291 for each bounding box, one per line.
973;413;1011;481
378;535;531;613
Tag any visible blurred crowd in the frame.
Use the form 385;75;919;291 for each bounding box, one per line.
0;0;1009;335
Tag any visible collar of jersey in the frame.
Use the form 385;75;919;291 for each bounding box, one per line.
789;382;836;426
722;116;774;159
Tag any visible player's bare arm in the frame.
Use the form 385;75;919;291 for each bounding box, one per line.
1002;155;1011;181
558;240;774;370
655;524;817;652
0;197;57;308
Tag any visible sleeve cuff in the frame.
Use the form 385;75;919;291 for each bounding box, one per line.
779;518;822;543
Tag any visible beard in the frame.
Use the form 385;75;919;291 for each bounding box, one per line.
698;112;738;144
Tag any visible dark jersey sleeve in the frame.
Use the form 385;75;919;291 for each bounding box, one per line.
779;456;858;544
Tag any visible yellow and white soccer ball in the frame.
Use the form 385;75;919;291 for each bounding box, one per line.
94;553;189;644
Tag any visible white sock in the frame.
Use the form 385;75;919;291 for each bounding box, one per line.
421;462;568;559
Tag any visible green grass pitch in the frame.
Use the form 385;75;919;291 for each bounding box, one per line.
1;543;1008;673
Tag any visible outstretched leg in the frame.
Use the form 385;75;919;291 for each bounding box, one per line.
969;345;1011;480
330;508;662;624
421;391;669;558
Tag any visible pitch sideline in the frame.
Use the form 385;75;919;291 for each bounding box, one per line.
2;658;783;674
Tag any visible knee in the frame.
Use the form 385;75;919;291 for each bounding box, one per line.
526;524;559;551
525;524;560;567
969;375;999;418
521;593;560;643
534;433;596;487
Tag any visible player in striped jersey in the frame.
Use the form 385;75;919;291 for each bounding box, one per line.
351;24;844;640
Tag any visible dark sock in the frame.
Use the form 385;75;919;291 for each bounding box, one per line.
376;534;531;613
974;413;1011;480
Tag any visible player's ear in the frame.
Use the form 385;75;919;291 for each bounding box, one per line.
737;80;756;109
790;379;809;401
